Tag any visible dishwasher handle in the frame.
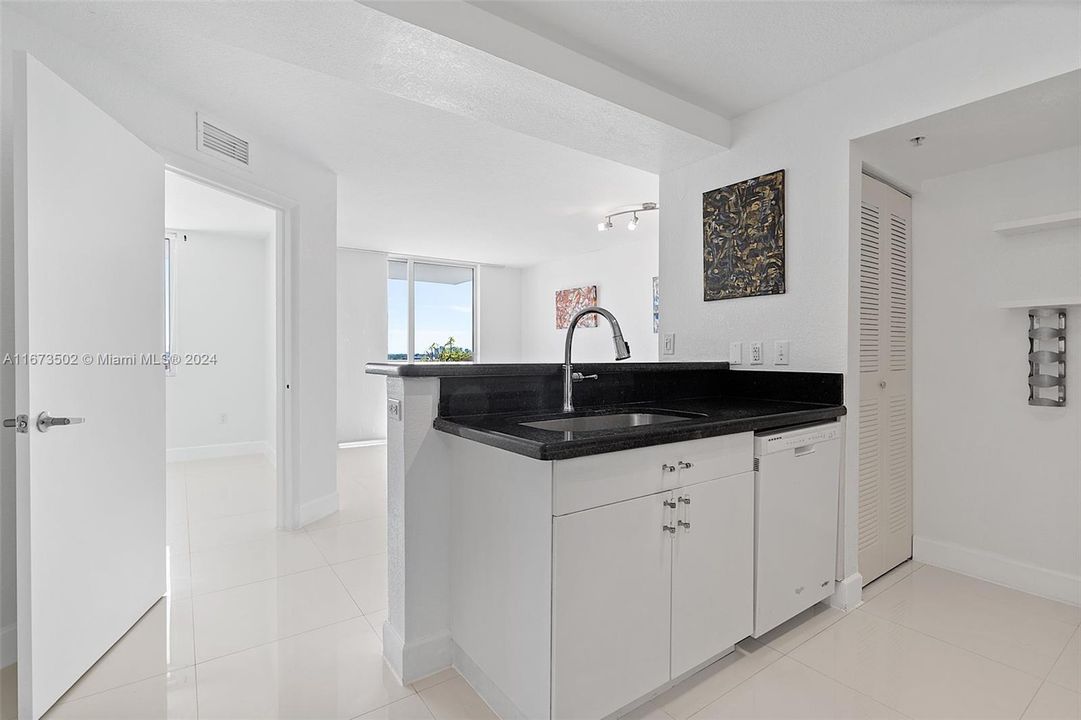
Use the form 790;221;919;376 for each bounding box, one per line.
794;444;817;457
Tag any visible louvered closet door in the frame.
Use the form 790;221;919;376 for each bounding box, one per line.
858;174;913;585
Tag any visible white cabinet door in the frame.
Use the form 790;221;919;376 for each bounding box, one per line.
552;491;673;719
671;472;754;678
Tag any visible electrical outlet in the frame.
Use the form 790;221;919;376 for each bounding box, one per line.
662;333;676;356
729;341;742;365
774;340;790;365
387;398;402;422
749;342;763;365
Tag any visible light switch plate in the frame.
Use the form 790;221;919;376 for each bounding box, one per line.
775;340;790;365
729;342;742;365
749;341;763;365
662;333;676;356
387;398;402;422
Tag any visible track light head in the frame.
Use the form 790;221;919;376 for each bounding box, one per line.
627;213;639;231
597;218;613;232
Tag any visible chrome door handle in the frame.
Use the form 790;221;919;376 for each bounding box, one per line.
678;461;694;469
37;411;85;433
879;380;887;389
662;525;676;535
662;464;676;473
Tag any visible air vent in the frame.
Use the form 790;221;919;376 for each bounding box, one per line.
196;113;250;168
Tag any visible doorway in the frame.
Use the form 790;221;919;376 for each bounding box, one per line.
163;170;287;587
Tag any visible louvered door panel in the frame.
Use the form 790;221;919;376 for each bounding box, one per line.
859;175;912;585
888;213;910;373
859;203;882;374
857;398;881;559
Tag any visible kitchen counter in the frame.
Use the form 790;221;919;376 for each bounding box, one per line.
435;396;846;460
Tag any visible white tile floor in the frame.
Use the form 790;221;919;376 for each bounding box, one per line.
0;448;1075;719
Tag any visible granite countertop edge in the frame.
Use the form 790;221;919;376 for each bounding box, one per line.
434;403;847;460
365;361;731;377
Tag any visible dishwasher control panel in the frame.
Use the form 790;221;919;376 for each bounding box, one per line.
754;421;840;455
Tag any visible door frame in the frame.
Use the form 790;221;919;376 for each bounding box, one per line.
163;157;301;530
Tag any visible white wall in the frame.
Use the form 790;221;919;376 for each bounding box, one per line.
520;235;659;363
1;9;340;658
476;265;522;362
911;146;1081;603
658;5;1081;595
166;231;273;459
337;249;389;443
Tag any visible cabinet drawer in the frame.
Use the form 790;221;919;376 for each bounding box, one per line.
672;433;754;488
552;433;754;515
553;444;669;516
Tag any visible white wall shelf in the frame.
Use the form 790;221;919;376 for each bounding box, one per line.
992;211;1081;236
998;297;1081;310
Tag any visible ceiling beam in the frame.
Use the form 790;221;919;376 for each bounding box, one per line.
362;0;731;167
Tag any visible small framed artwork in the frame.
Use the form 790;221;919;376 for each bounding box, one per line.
652;276;659;333
555;285;598;329
703;169;786;301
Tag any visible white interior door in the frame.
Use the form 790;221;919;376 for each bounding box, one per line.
857;173;913;585
14;53;165;719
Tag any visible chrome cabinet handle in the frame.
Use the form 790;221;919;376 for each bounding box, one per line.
678;461;694;470
879;380;887;389
662;464;676;473
37;411;85;433
678;495;691;532
663;499;677;509
662;525;676;534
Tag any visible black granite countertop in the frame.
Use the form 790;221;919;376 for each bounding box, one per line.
434;396;846;460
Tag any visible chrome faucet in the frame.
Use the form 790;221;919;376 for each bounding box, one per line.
563;305;631;412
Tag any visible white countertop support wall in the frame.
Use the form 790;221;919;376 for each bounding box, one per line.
382;376;454;683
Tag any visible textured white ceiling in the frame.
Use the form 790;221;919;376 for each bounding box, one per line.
165;172;276;237
9;3;658;266
856;71;1081;189
471;1;998;117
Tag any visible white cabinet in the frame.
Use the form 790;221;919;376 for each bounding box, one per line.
450;432;766;720
552;491;673;719
671;472;754;677
551;443;754;719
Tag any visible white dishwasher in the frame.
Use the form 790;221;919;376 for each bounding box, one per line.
753;421;842;637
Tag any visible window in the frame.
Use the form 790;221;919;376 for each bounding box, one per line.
387;259;475;362
164;232;177;374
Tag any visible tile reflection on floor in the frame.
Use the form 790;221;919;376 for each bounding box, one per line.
10;454;1078;719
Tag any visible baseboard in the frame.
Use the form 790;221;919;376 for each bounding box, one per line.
297;490;339;528
1;623;15;668
383;629;452;685
914;536;1081;607
166;440;270;463
338;439;388;449
382;620;405;683
452;641;523;720
830;572;864;611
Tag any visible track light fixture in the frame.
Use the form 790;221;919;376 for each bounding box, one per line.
597;202;658;232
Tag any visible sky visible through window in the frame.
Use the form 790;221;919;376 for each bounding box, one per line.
388;262;474;361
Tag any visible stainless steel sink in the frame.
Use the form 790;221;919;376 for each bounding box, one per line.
521;411;698;433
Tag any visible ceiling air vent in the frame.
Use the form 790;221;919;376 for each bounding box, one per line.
196;113;250;168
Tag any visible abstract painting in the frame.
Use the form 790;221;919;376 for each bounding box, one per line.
555;285;598;329
652;276;659;333
703;169;786;301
